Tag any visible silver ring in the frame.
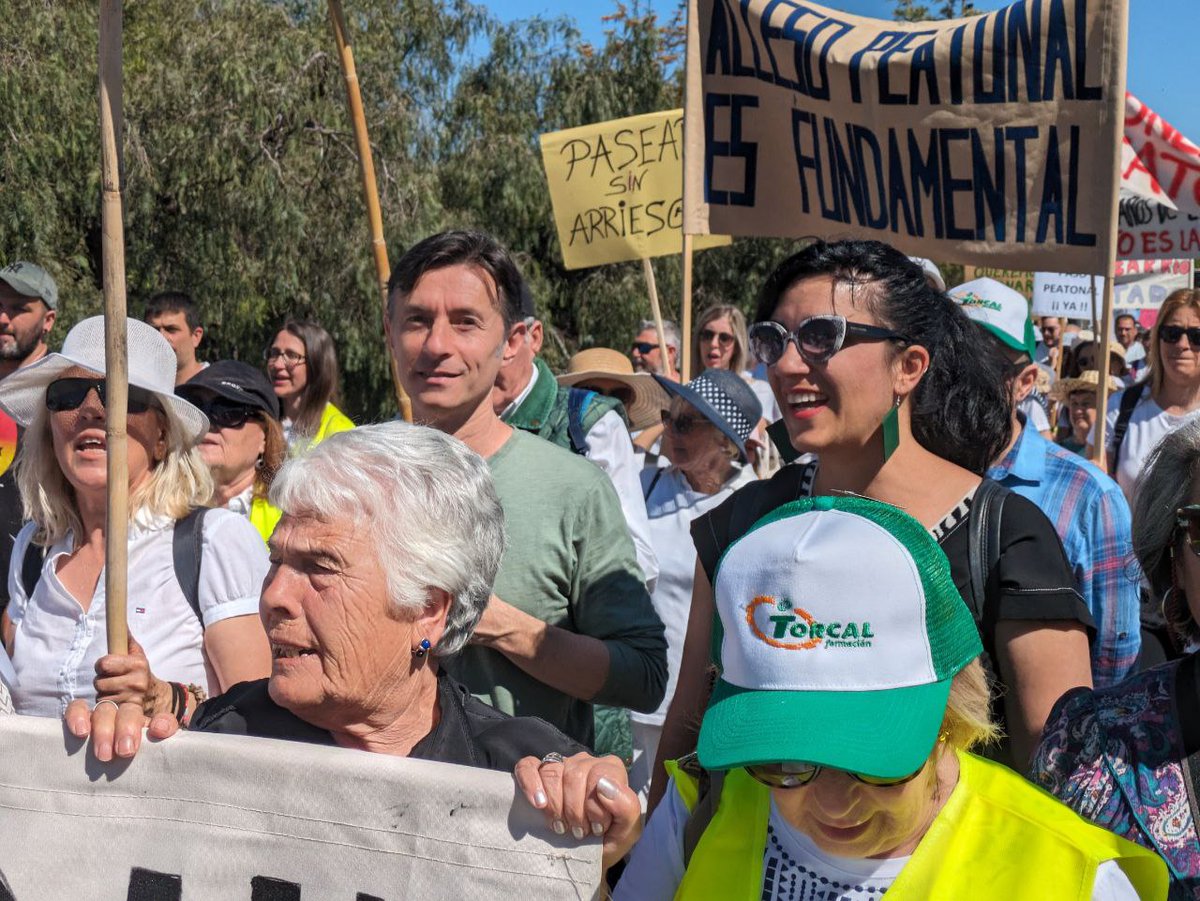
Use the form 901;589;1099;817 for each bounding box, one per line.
540;752;565;766
93;699;121;714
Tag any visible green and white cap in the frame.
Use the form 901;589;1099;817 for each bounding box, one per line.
949;277;1035;359
697;495;982;779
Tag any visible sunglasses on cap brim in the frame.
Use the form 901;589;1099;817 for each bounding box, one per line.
45;377;158;415
749;316;911;366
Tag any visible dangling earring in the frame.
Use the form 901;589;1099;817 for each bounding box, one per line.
882;395;902;463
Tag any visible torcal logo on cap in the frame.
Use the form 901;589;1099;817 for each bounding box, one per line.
745;596;874;650
954;290;1001;311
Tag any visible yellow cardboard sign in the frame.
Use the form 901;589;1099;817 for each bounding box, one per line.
540;109;730;269
963;266;1035;301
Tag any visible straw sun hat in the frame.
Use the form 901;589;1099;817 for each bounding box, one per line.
1050;369;1125;402
557;348;669;431
0;316;209;444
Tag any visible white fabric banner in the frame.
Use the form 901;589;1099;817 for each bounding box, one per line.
1032;259;1192;318
0;715;601;901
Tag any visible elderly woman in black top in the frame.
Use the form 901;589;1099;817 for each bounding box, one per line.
66;423;632;801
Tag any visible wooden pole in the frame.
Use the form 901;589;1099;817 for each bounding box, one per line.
1094;275;1116;466
642;258;670;378
99;0;129;655
680;234;694;381
328;0;411;421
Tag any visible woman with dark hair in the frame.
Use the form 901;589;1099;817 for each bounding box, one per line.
265;318;354;451
648;240;1092;806
1033;418;1200;896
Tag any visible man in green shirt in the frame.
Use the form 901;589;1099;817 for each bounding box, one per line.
386;229;667;746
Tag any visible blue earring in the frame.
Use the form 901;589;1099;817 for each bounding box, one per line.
412;638;432;658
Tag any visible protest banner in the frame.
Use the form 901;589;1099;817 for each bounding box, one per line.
0;715;601;901
962;265;1034;300
328;0;411;421
682;0;1128;277
99;0;130;654
540;110;730;270
1033;259;1193;318
1118;93;1200;260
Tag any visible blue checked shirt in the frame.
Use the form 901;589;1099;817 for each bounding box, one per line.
987;423;1141;687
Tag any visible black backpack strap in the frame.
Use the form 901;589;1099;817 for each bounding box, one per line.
966;479;1009;624
1109;382;1146;478
20;540;44;600
566;389;592;455
172;507;209;625
679;754;725;868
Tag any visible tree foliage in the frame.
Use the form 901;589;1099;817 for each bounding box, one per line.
892;0;980;20
1;0;797;419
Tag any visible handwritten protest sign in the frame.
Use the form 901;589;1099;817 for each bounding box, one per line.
0;715;601;901
1118;93;1200;260
683;0;1128;276
1032;260;1192;318
541;110;729;269
963;266;1034;300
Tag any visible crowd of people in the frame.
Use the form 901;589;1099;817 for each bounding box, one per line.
0;236;1197;897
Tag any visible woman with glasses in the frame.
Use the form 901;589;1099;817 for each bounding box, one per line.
628;369;761;804
265;318;353;452
649;241;1091;808
1089;290;1200;503
1034;419;1200;896
692;304;780;425
518;497;1162;899
176;360;287;542
0;317;271;720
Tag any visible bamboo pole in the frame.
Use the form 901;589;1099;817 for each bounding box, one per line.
1093;276;1116;467
328;0;411;421
642;258;670;378
99;0;129;655
680;234;694;381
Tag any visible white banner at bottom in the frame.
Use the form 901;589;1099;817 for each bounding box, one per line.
0;715;600;901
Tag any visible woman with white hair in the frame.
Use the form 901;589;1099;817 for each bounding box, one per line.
0;316;271;722
67;423;619;794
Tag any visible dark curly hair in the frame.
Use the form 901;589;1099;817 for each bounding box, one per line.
755;240;1011;474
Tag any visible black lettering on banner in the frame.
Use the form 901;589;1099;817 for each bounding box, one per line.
705;94;759;207
356;895;385;901
250;875;302;901
127;868;182;901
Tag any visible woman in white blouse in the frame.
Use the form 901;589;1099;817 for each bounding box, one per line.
0;317;270;722
1091;289;1200;501
632;368;760;803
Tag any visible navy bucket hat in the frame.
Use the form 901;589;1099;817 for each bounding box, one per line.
655;368;763;462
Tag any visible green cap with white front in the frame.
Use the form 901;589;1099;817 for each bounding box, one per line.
949;277;1036;359
697;495;982;779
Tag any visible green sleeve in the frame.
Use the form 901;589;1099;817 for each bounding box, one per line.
569;474;667;712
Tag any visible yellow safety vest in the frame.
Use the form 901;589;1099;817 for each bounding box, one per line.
248;494;281;543
314;402;354;445
667;749;1167;901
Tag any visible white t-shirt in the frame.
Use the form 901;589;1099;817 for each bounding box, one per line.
616;778;1138;901
1091;387;1200;502
634;465;757;727
5;508;268;717
744;371;780;422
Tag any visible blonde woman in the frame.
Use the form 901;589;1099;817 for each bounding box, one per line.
0;317;270;722
692;303;779;425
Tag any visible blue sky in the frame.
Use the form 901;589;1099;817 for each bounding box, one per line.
483;0;1199;144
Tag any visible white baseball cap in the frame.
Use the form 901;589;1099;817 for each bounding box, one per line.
697;495;982;779
949;277;1037;359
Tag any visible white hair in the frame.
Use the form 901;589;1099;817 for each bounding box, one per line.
269;421;506;657
638;319;681;352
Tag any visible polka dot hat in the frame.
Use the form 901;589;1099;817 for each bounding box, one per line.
654;368;763;461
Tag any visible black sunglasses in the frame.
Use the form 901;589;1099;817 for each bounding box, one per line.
700;328;735;348
1176;505;1200;556
744;761;925;790
46;377;157;415
749;316;911;366
632;341;659;355
197;399;261;431
661;410;708;435
1158;325;1200;350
